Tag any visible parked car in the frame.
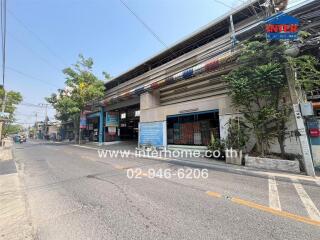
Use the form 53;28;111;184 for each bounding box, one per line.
21;135;27;142
13;135;21;143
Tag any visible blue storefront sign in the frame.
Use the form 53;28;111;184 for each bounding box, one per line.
139;121;166;147
86;112;100;118
106;112;119;127
265;13;299;41
80;115;87;129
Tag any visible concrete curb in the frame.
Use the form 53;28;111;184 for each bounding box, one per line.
0;142;33;239
0;146;13;161
137;154;319;184
70;143;320;185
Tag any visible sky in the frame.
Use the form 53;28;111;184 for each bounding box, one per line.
5;0;304;127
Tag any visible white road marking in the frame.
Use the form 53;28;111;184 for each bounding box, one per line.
72;145;97;150
291;178;320;221
268;175;281;211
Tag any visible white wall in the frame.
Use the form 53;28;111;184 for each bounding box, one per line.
140;93;231;123
268;113;302;155
140;90;302;156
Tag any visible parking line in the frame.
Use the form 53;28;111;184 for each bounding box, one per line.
206;190;320;227
268;175;281;211
291;178;320;221
231;197;320;227
72;145;97;150
206;191;222;198
114;165;125;170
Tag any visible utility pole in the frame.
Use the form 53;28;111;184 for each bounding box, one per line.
39;103;49;139
34;112;38;139
0;0;7;142
285;64;316;177
39;103;49;121
0;91;7;141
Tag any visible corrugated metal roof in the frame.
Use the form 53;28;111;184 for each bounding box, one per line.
105;0;266;89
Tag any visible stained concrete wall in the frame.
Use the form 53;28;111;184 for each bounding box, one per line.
140;92;231;123
140;89;301;157
268;113;302;156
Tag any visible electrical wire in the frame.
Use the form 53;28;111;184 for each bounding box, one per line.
15;112;45;117
7;66;61;88
212;0;262;20
1;0;6;87
19;102;54;109
8;31;62;72
117;0;168;48
8;9;67;66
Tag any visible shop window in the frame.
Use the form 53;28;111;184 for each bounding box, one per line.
167;111;219;146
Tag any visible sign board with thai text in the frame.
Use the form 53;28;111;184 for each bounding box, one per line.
106;112;119;127
265;13;299;41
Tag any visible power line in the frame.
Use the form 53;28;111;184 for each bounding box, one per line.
11;121;37;125
19;102;55;109
7;66;61;88
8;9;67;67
8;31;62;72
15;112;45;117
212;0;261;20
117;0;168;48
1;0;6;87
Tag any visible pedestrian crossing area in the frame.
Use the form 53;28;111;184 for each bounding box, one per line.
268;175;320;221
126;162;320;223
134;163;320;223
268;175;281;211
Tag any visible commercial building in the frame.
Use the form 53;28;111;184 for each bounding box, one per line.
82;0;319;156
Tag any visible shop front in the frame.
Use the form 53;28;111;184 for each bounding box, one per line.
167;110;219;146
119;105;140;141
85;111;101;142
105;104;140;142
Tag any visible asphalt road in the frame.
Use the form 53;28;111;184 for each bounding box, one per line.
11;140;320;240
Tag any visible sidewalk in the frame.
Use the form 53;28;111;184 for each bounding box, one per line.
0;142;33;240
73;141;320;184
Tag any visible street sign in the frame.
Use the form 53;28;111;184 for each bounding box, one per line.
80;115;87;129
106;112;119;127
265;13;299;41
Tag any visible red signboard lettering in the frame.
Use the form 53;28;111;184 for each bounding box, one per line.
265;24;298;33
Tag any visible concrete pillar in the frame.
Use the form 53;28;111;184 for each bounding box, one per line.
99;107;104;144
286;65;315;177
139;90;167;148
140;90;160;110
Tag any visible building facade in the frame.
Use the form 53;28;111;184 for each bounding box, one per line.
82;0;319;158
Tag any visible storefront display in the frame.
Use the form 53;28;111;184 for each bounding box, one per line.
167;110;219;146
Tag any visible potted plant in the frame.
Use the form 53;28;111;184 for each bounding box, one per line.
225;117;248;165
207;132;225;160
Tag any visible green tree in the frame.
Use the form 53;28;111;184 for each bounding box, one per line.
0;88;23;138
225;117;249;151
0;88;23;116
225;37;290;157
46;55;107;142
288;55;320;92
3;124;23;135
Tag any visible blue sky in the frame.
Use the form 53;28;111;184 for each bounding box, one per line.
6;0;303;126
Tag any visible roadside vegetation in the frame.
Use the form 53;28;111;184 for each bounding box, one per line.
224;33;320;158
46;54;110;142
0;87;23;138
